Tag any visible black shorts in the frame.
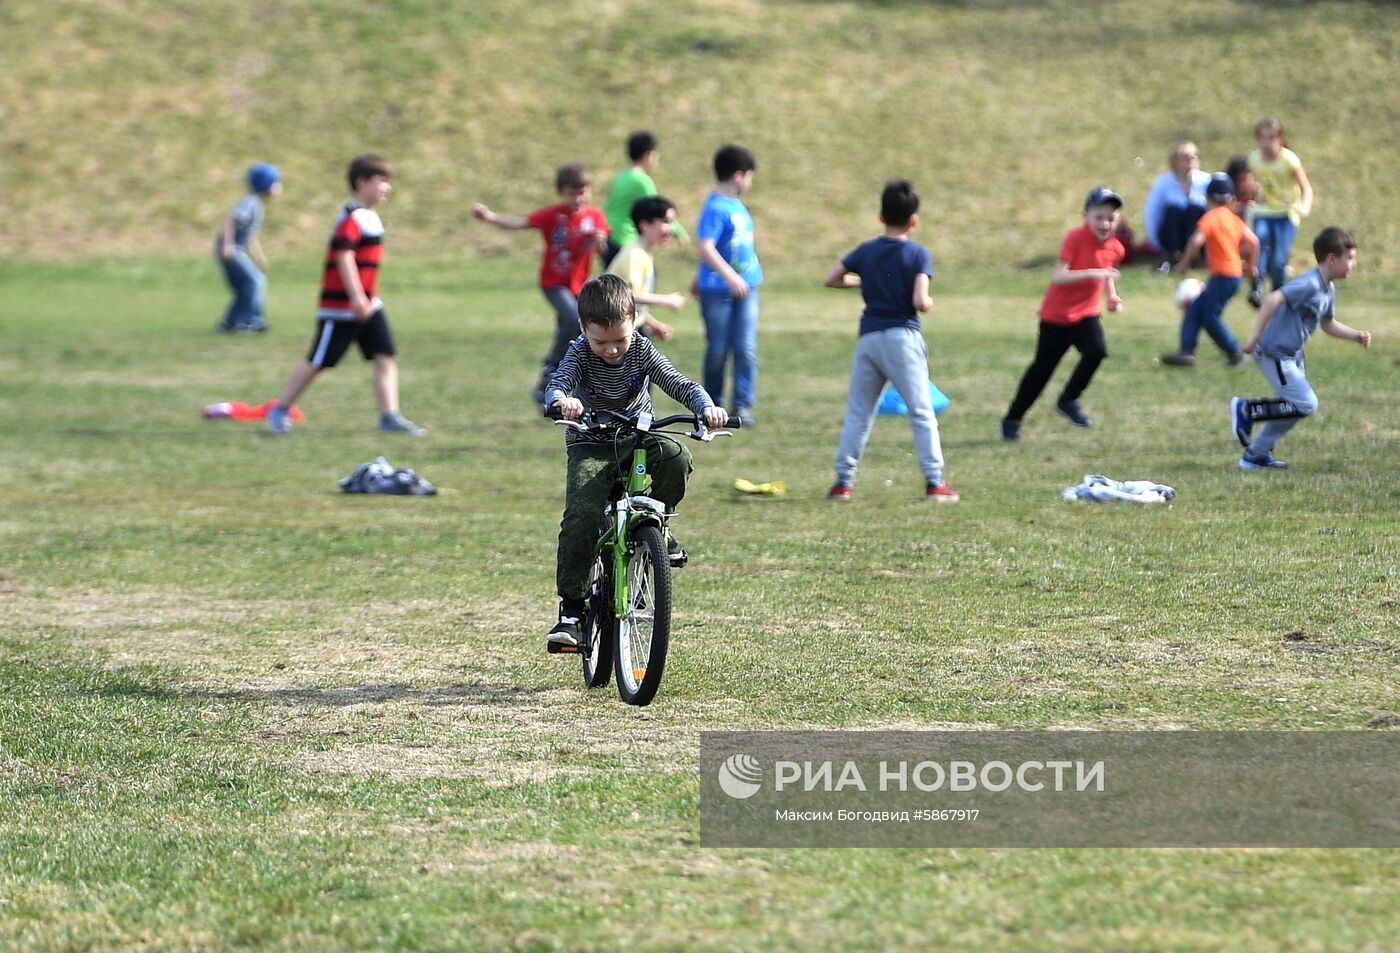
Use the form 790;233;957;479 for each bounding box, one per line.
306;309;396;368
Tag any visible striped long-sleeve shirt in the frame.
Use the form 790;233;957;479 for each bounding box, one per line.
545;333;713;445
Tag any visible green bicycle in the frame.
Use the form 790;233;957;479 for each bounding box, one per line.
546;407;738;706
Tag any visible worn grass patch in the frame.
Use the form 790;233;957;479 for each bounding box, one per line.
1;251;1397;948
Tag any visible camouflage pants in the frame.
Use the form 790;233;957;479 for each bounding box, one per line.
556;435;692;599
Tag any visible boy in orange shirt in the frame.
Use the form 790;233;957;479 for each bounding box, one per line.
1162;174;1260;367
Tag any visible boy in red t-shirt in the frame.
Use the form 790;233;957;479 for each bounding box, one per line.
474;163;610;406
1001;188;1126;441
1161;174;1259;367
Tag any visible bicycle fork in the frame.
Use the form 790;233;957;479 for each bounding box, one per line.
612;447;666;617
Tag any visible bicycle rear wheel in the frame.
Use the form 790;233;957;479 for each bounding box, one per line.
581;554;614;689
615;524;671;706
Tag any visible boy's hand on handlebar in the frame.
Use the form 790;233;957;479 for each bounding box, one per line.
553;397;584;421
702;406;729;429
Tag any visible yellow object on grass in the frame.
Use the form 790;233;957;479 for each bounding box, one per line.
734;478;786;496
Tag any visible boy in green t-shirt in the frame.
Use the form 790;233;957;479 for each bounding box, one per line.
601;130;688;267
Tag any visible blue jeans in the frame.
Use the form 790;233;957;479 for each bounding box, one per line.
218;247;266;329
698;289;760;410
1253;216;1296;290
540;287;581;390
1179;275;1241;356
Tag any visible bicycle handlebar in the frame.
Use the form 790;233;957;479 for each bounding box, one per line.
543;404;740;437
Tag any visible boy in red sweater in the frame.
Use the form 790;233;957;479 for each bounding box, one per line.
1001;188;1126;441
474;163;609;407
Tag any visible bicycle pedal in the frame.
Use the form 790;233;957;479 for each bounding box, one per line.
669;552;688;568
546;641;580;654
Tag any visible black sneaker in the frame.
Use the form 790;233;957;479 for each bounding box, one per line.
1226;351;1247;367
1247;286;1263;309
667;533;688;568
1160;352;1196;367
546;600;585;653
1000;417;1022;442
1056;400;1093;428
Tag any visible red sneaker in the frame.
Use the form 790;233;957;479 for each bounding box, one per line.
827;483;852;501
926;483;959;502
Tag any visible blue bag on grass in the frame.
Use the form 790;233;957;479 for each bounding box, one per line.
877;380;950;417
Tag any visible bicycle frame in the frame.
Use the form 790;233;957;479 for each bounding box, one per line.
601;444;669;618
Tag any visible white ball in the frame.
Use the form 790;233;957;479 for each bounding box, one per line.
1174;277;1205;309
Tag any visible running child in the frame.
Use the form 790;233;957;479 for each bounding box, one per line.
1001;188;1125;441
473;163;609;407
1161;173;1259;367
1230;227;1370;470
267;155;424;436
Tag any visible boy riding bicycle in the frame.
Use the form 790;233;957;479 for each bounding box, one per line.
545;273;727;651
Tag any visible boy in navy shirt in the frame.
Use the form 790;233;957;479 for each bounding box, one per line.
823;180;957;502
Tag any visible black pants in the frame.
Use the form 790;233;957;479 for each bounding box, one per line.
1006;317;1108;421
1158;204;1206;260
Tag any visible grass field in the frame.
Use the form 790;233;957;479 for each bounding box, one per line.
7;0;1400;947
2;253;1398;950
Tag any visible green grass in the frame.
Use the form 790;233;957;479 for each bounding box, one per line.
1;256;1398;950
5;0;1400;281
6;0;1400;945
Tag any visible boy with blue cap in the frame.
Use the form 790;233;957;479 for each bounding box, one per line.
215;162;281;333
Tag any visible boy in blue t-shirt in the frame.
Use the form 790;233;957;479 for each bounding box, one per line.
822;180;957;502
695;144;763;427
1229;227;1370;470
215;162;281;333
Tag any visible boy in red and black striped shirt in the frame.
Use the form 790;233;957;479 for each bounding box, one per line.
268;155;425;435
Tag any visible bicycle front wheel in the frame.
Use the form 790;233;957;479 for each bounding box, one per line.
615;524;671;706
581;554;614;689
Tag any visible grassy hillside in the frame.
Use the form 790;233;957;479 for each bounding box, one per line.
5;0;1400;276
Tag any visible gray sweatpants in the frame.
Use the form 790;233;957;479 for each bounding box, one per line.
1248;353;1318;456
834;326;945;486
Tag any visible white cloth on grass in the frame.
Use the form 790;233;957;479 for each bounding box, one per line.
1060;475;1175;504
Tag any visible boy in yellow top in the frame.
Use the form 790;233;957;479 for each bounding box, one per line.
1247;117;1313;306
1162;174;1259;367
605;196;686;341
